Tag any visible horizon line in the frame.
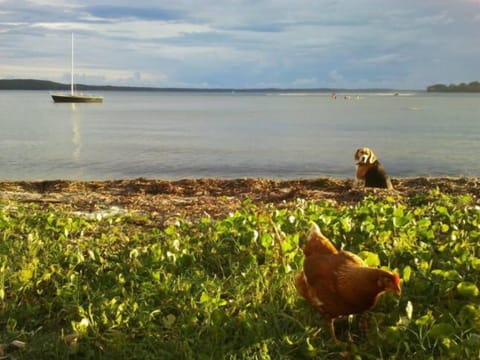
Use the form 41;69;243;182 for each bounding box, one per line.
0;78;422;92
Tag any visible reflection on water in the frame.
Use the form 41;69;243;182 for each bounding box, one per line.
70;104;82;162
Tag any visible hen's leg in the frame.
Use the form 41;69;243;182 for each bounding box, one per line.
328;319;340;343
358;313;369;338
347;314;354;342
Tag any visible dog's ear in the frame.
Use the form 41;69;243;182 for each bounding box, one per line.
354;148;362;160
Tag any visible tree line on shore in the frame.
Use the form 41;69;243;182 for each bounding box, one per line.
427;81;480;92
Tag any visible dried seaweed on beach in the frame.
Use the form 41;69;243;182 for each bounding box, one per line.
0;177;478;225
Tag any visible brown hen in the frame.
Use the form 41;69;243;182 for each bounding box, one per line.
295;223;401;342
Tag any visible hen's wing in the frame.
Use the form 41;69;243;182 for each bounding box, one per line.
338;251;366;267
301;251;369;317
303;223;338;257
303;251;364;291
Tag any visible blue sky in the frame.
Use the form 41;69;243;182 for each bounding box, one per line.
1;0;479;89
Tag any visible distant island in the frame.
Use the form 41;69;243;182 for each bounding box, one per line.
0;78;405;93
427;81;480;92
0;79;181;92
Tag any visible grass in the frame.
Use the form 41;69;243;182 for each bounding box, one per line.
0;189;479;359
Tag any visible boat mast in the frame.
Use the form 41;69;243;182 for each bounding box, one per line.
71;33;74;95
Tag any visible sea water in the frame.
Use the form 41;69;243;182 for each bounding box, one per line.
0;90;479;180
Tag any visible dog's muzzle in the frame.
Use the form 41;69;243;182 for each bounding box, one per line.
356;154;370;164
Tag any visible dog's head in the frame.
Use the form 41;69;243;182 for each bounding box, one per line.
354;147;378;165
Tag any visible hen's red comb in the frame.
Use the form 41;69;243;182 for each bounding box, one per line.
393;273;401;286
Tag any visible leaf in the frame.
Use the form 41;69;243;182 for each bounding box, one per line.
456;282;479;298
435;206;449;216
432;269;461;280
199;292;210;304
382;326;403;346
415;312;434;326
403;265;412;282
458;304;480;325
428;323;455;340
417;218;431;229
18;269;33;283
259;233;273;249
393;208;410;227
305;337;315;352
280;234;296;253
163;314;176;328
358;251;380;267
471;257;480;271
340;217;352;232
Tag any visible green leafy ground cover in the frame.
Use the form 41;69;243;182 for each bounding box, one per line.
0;189;479;359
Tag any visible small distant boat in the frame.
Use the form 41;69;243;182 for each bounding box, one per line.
51;34;103;103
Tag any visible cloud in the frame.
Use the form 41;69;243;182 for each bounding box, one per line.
329;70;344;83
73;69;167;86
30;22;92;31
357;54;406;65
291;77;321;88
29;19;214;39
25;0;79;8
415;11;454;26
1;0;480;88
84;5;180;21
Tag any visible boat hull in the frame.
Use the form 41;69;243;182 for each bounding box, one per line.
51;94;103;103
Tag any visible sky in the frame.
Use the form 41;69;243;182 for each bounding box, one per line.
1;0;479;89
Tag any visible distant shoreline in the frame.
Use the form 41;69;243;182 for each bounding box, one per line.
3;78;480;93
0;78;415;93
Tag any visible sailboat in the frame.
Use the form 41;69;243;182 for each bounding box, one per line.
51;34;104;103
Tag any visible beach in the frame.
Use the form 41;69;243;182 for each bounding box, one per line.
1;176;478;225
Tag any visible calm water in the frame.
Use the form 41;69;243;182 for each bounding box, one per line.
0;90;479;180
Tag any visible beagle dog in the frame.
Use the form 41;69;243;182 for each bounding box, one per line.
354;147;393;190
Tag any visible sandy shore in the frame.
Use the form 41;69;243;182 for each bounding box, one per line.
0;177;478;225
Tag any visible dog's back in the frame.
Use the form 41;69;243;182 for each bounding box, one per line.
364;161;393;189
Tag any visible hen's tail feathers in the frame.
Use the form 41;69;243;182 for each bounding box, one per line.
294;271;309;300
303;223;338;257
295;271;321;309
